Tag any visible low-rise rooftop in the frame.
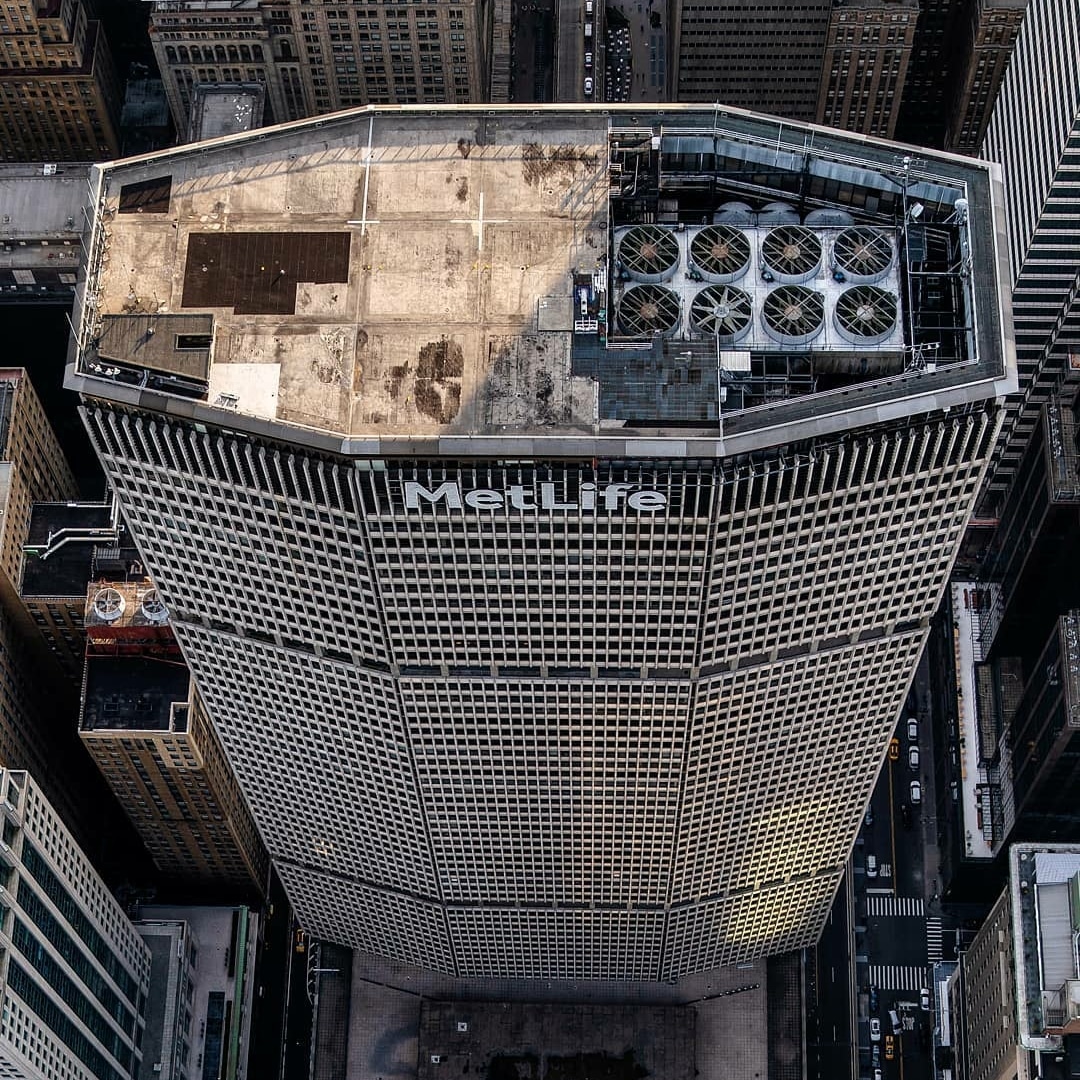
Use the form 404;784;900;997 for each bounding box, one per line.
69;105;1016;459
80;655;190;733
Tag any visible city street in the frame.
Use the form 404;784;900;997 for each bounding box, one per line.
813;653;971;1080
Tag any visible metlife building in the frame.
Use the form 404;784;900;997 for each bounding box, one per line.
68;105;1014;988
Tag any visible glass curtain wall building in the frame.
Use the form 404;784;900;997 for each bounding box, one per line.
67;105;1014;988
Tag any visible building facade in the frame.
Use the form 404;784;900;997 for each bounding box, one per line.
149;0;492;134
981;0;1080;498
942;0;1028;153
815;0;918;139
948;844;1080;1080
671;0;833;116
0;768;152;1080
79;577;268;898
68;105;1014;986
0;0;121;161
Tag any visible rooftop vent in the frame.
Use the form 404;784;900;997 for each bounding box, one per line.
617;226;679;283
618;285;681;336
832;227;894;284
761;226;822;284
712;201;754;225
688;226;751;284
834;285;898;346
690;285;753;344
91;587;126;623
139;589;169;625
762;285;825;346
758;201;800;225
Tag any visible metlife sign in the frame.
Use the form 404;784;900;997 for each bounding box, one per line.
403;481;668;513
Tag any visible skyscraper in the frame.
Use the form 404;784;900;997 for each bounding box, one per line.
0;768;151;1080
68;105;1013;986
946;844;1080;1080
0;0;121;161
671;0;834;115
148;0;492;133
981;0;1080;495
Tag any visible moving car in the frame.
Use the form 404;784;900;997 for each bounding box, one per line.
900;802;913;830
907;717;918;740
888;737;900;761
870;1017;881;1042
585;51;593;67
864;806;874;827
866;854;878;877
869;985;879;1012
885;1034;895;1061
584;76;594;95
921;987;931;1011
908;745;920;770
910;779;922;804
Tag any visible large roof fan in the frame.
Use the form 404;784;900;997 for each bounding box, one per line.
618;285;681;336
762;285;825;345
761;225;822;283
689;226;751;283
833;227;894;284
617;226;680;282
834;285;898;345
690;285;753;343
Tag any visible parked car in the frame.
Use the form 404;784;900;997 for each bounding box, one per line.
900;802;913;830
921;987;931;1011
869;985;879;1012
910;779;922;804
907;717;918;740
870;1017;881;1042
866;854;878;877
908;745;920;770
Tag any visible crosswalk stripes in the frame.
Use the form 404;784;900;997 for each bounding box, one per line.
868;964;926;992
926;917;943;962
866;895;925;917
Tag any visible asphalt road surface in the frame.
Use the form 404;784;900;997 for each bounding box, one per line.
814;651;969;1080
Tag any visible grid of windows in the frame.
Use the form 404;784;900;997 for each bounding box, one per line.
447;909;666;981
404;680;690;906
175;627;437;898
701;413;994;666
275;863;454;972
676;636;925;904
663;873;841;977
82;403;998;980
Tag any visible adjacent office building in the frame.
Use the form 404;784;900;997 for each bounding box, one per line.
948;844;1080;1080
67;105;1013;985
940;1;1080;875
0;768;152;1080
80;576;269;898
23;502;270;897
0;164;89;306
0;0;121;161
981;0;1080;495
134;905;259;1080
148;0;492;134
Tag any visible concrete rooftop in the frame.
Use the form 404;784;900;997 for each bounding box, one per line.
70;105;1017;459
